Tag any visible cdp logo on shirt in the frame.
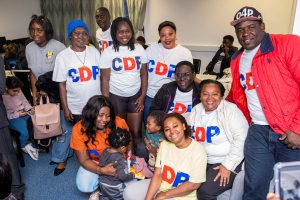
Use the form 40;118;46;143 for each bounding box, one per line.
169;102;192;114
240;72;255;91
148;60;176;78
161;165;190;187
112;56;142;71
68;66;100;83
192;126;220;143
99;40;112;52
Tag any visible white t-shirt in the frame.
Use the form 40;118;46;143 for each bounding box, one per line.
52;46;101;114
155;140;207;200
99;44;147;97
146;43;193;98
239;45;268;125
96;27;112;53
168;88;193;114
26;39;66;78
191;109;231;164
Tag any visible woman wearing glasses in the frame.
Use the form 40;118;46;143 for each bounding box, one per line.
150;61;199;119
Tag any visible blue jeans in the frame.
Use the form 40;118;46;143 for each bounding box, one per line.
243;124;300;200
143;95;154;125
9;115;30;148
51;110;73;163
76;166;99;193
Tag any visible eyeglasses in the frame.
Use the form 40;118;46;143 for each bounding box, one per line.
72;31;88;37
175;72;194;79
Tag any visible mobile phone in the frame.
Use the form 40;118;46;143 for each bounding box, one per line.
274;161;300;200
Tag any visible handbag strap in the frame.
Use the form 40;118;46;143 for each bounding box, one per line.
37;138;52;147
39;95;50;105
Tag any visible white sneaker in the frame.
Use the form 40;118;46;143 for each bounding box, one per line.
22;143;39;160
89;190;99;200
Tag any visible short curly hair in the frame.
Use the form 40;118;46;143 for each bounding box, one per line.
108;128;131;149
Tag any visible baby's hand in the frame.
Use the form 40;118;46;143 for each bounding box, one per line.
144;138;152;151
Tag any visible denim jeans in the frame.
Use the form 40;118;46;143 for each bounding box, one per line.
8;115;30;148
143;95;154;125
51;110;73;163
243;124;300;200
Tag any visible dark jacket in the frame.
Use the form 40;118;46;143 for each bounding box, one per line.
206;46;238;76
150;81;200;113
0;56;9;128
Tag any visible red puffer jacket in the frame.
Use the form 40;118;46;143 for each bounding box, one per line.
226;33;300;135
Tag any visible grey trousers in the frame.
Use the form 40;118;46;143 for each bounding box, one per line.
0;126;24;199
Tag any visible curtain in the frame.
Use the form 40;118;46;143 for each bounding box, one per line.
41;0;95;45
41;0;147;44
126;0;147;37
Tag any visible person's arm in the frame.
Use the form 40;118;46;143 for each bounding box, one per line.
155;181;200;199
100;68;110;98
74;150;116;176
58;82;73;122
145;167;162;200
30;71;38;105
135;63;148;112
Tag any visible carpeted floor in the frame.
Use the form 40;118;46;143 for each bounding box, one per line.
20;150;89;200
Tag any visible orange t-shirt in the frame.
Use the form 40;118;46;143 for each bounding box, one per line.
70;116;128;161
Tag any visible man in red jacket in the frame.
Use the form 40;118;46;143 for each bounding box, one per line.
227;6;300;200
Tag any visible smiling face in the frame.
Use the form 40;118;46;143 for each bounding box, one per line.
146;116;161;133
200;83;222;112
175;65;195;92
235;20;265;50
96;106;111;130
116;22;132;46
30;22;47;47
159;26;176;49
163;117;187;146
95;9;110;31
71;27;88;51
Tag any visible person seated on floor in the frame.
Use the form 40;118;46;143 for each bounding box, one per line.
2;76;38;161
150;60;200;119
123;113;207;200
136;36;148;49
204;35;238;78
144;110;166;172
98;128;135;199
188;79;248;199
0;153;18;200
70;95;129;198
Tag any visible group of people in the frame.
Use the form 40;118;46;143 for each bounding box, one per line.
0;5;299;200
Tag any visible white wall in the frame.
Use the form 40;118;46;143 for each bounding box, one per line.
144;0;295;72
293;0;300;35
0;0;41;40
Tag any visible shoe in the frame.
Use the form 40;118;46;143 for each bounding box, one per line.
54;162;66;176
54;167;65;176
22;143;39;160
89;190;100;200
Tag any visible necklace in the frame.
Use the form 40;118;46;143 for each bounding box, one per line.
73;49;86;66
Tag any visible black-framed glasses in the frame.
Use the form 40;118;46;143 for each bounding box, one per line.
175;72;194;79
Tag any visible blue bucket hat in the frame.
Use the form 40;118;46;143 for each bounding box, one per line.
67;19;90;40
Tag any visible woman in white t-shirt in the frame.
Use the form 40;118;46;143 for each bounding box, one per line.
188;79;248;199
123;113;207;200
100;17;148;156
144;21;193;124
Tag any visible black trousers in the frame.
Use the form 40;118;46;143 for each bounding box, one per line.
0;126;25;199
197;162;243;200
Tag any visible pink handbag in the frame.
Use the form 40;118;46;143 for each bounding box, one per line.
31;96;62;140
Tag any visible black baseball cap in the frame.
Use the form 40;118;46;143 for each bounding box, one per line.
230;6;263;26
